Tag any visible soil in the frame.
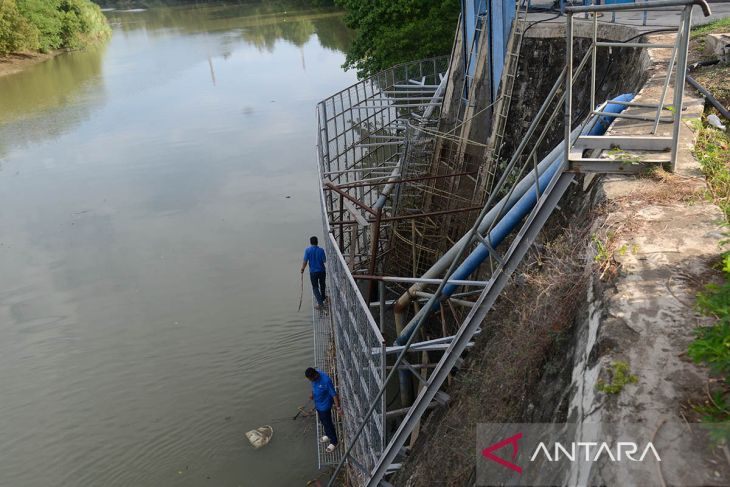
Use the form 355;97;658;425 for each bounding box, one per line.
0;51;62;78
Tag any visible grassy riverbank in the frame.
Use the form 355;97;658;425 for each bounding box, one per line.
0;0;110;59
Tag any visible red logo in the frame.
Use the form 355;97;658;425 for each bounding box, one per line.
481;432;523;474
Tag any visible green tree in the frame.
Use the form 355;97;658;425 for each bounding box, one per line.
1;0;110;55
0;0;37;54
17;0;64;52
335;0;459;77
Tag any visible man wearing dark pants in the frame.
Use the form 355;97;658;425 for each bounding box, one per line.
305;367;340;452
301;236;327;309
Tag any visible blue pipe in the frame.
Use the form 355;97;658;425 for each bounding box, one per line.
394;94;634;348
588;93;634;135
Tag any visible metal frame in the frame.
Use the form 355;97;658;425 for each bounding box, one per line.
312;1;712;485
314;58;450;481
565;0;709;172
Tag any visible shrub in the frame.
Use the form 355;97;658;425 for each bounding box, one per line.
1;0;109;56
17;0;64;52
0;0;38;54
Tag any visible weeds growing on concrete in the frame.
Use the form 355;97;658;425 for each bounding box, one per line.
694;124;730;221
596;361;638;395
687;225;730;425
685;18;730;427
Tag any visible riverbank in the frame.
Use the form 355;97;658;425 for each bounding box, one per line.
0;51;62;78
0;0;111;77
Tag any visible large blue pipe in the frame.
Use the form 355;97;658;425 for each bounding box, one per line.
394;94;634;348
588;93;634;135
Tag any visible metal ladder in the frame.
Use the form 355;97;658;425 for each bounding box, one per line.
483;0;529;176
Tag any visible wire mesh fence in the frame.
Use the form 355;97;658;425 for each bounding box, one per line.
316;57;450;274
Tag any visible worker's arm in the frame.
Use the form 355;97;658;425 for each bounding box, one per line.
301;249;308;274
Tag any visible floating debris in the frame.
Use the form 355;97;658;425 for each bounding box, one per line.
245;425;273;449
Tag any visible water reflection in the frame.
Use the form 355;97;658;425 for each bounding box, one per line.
0;44;107;156
106;3;354;53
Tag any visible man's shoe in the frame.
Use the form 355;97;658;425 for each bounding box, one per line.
326;443;337;453
320;436;330;443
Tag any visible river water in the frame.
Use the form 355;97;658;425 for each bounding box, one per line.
0;4;355;486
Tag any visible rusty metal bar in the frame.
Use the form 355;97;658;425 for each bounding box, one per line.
323;181;377;216
333;171;478;190
330;205;482;226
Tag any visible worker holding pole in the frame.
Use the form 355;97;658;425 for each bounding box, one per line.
305;367;341;452
301;236;327;310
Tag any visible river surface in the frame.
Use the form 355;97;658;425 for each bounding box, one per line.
0;4;355;486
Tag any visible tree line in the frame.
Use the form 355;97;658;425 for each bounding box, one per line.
0;0;111;55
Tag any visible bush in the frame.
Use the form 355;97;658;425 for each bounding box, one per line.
335;0;459;77
17;0;64;52
0;0;109;56
0;0;38;54
60;0;111;49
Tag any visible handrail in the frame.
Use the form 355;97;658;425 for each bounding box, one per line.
565;0;711;17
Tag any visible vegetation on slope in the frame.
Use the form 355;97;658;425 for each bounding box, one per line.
334;0;459;77
687;17;730;428
0;0;111;56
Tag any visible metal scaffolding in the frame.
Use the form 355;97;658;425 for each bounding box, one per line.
311;1;710;486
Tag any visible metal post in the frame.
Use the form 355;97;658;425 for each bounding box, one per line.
379;281;385;333
591;10;598;114
565;13;574;165
669;5;692;172
652;15;683;134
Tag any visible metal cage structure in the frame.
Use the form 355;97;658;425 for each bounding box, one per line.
312;1;711;486
314;57;450;482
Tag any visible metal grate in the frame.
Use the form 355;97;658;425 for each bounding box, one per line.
311;299;344;467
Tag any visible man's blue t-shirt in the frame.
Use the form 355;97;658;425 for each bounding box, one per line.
303;245;326;273
311;369;337;411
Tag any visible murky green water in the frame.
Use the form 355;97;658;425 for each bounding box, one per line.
0;4;355;486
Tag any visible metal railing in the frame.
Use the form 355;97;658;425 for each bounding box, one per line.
564;0;711;172
318;2;712;486
316;57;449;273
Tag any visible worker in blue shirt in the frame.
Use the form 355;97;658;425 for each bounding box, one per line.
301;236;327;309
305;367;341;452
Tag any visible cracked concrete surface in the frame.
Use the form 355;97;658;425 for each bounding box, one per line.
566;30;729;487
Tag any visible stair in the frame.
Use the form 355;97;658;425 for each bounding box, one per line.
568;135;673;173
475;0;529;202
